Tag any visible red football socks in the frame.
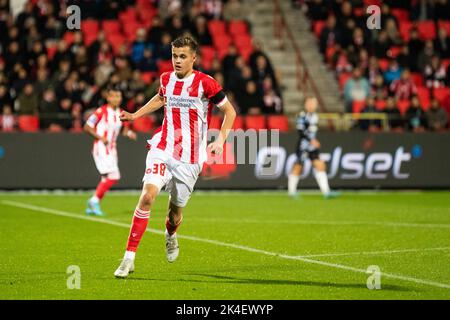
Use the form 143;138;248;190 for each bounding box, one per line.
126;208;150;252
165;216;183;235
95;178;118;200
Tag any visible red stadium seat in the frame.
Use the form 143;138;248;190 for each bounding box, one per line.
157;60;173;74
239;46;253;62
433;88;450;105
438;20;450;35
352;100;366;113
442;59;450;70
363;0;381;6
46;44;57;60
62;31;75;46
397;99;411;115
232;115;245;130
375;99;387;111
245;115;266;130
417;21;436;40
81;19;99;36
18;115;39;132
132;116;154;132
353;7;364;17
417;86;431;110
233;34;252;47
378;58;389;71
208;115;222;130
106;33;127;55
208;19;226;36
228;21;248;37
338;72;352;90
388;46;402;58
102;20;121;35
267;115;289;131
213;34;232;51
141;71;156;84
411;73;424;87
399;21;412;42
313;20;325;38
391;9;409;22
200;46;216;68
119;7;137;24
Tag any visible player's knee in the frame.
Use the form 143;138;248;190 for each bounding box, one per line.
140;191;157;207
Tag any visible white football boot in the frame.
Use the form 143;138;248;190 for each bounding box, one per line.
114;258;135;278
165;230;179;263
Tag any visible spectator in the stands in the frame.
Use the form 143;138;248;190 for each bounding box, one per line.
397;45;415;71
0;85;13;110
131;28;151;65
373;30;391;59
240;81;264;115
384;96;404;131
335;48;353;75
1;105;15;132
385;18;402;46
384;58;402;85
137;48;158;72
344;67;370;112
223;0;249;21
263;88;283;114
16;82;38;116
424;55;447;88
366;56;382;86
405;95;426;132
411;0;435;21
371;74;388;100
253;55;276;97
222;44;239;84
39;88;59;129
435;0;450;21
158;32;173;61
381;3;398;29
191;15;212;46
408;28;424;72
200;0;223;20
148;15;164;47
418;40;436;72
426;97;449;131
389;69;417;100
434;28;450;59
359;97;382;131
319;15;341;55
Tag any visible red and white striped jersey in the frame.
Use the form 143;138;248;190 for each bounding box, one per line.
153;70;227;164
86;104;127;155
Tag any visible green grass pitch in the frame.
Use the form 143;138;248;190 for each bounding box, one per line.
0;191;449;299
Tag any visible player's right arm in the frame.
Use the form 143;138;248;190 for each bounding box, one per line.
119;94;165;122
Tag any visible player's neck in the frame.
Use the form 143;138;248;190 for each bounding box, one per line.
175;69;194;80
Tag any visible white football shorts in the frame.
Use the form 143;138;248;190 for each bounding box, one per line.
142;148;202;208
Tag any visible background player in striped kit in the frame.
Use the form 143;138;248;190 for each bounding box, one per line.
84;86;137;216
288;97;338;199
114;36;236;278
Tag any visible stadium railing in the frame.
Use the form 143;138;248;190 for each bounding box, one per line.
317;113;389;131
272;0;328;113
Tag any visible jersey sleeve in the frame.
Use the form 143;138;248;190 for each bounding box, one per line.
86;108;104;128
203;75;228;107
158;72;169;97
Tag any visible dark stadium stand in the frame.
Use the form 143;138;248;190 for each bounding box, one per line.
0;0;287;133
304;0;450;131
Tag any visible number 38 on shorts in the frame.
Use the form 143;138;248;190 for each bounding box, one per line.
146;163;166;176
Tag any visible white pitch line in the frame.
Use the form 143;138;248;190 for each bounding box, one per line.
188;217;450;229
2;200;450;290
299;247;450;258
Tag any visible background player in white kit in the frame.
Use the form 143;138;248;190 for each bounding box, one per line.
114;36;236;278
288;97;339;199
84;86;137;216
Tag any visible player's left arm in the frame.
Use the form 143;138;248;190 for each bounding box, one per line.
208;99;236;155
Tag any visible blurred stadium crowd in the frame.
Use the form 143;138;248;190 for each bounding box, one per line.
302;0;450;132
0;0;284;133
